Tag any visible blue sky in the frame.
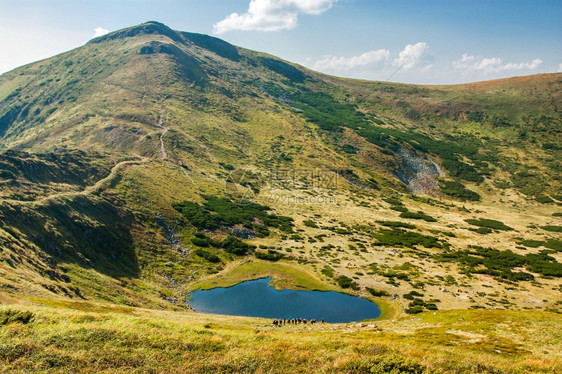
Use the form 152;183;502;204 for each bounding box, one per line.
0;0;560;84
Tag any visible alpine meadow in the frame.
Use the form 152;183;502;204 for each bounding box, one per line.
0;20;561;373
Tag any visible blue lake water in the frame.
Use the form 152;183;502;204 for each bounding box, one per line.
189;277;381;323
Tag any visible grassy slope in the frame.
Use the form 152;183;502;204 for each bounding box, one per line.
0;295;560;373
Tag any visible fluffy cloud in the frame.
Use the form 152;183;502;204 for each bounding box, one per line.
213;0;338;34
93;27;109;38
453;53;542;72
393;42;431;70
558;63;562;72
312;49;390;71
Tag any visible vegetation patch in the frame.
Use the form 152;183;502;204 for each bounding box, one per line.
336;275;359;290
220;236;255;255
366;287;389;297
383;197;403;206
173;195;293;235
303;219;318;228
465;218;513;231
435;247;562;280
254;249;284;262
440;180;480;201
518;239;561;251
541;225;562;233
376;220;416;230
406;298;438;314
194;249;221;263
373;229;445;249
399;211;437;222
535;195;554;204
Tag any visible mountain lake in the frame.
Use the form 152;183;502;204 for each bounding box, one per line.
188;277;381;323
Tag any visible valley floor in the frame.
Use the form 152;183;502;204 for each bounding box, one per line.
0;293;560;373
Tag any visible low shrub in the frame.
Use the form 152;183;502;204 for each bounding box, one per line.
321;266;335;278
535;195;554;204
191;237;210;247
221;236;255;255
254;250;284;262
366;287;389;297
435;246;562;280
373;229;444;248
336;275;359;290
399;211;437;222
541;225;562;233
376;220;416;230
194;249;220;263
465;218;513;231
303;219;318;228
440;180;480;201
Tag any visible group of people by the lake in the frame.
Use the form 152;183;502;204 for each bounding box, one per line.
272;318;324;326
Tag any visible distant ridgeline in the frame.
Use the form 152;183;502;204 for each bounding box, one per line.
259;77;560;200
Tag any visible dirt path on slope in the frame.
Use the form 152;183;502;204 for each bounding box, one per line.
0;158;148;205
156;115;169;160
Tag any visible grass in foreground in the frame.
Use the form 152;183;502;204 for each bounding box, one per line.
0;294;560;373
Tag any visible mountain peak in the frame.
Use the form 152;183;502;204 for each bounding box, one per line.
90;21;183;44
89;21;241;62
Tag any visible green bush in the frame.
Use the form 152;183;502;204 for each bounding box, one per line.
373;229;444;249
441;159;483;183
465;218;513;231
535;195;554;204
254;249;284;262
321;266;335;277
435;246;562;280
541;225;562;233
366;287;389;297
465;111;487;122
440;181;480;201
471;227;493;235
384;197;403;206
221;236;255;255
376;221;416;230
194;249;220;263
545;239;562;251
405;306;424;314
405;298;438;313
191;237;210;247
399;211;437;222
172;196;294;234
336;275;359;290
518;239;543;248
303;220;318;228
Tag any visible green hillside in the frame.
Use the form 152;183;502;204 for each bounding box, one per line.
0;21;561;372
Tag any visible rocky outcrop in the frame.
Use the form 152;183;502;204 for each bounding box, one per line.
394;146;444;195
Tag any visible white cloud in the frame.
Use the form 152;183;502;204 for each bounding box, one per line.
557;63;562;72
393;42;431;70
453;53;543;73
93;27;110;38
312;49;390;71
213;0;338;34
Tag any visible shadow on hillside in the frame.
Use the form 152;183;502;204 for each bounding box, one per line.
1;195;139;278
